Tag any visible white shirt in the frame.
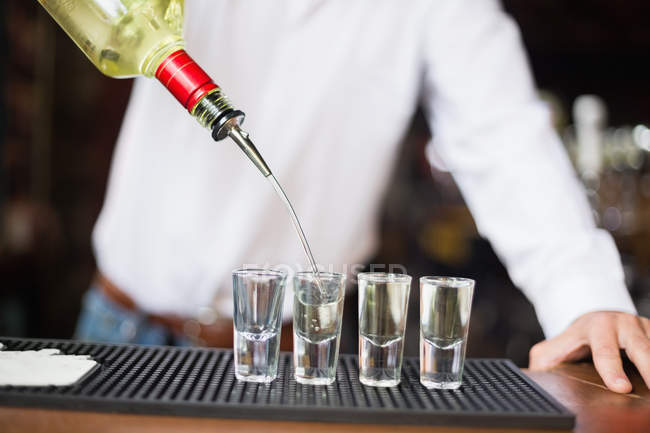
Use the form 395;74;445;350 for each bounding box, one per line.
93;0;636;338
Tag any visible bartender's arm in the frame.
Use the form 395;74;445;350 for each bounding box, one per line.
418;0;649;392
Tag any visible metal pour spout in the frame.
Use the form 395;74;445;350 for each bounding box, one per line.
226;123;272;178
192;88;272;178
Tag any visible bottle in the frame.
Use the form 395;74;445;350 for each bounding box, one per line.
36;0;271;176
37;1;324;280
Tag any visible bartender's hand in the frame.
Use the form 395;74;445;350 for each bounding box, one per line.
529;311;650;393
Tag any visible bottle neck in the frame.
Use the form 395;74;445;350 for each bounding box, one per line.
155;50;244;133
154;50;272;177
155;50;218;112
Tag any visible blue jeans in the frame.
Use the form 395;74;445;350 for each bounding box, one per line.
74;286;190;346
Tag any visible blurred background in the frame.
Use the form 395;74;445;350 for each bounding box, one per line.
1;0;649;367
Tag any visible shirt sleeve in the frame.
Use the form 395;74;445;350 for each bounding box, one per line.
419;0;636;337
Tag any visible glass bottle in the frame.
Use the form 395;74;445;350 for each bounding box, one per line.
37;0;271;175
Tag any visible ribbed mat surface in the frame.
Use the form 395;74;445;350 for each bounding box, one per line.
0;337;574;429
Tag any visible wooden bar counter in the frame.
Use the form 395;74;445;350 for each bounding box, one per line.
0;362;648;433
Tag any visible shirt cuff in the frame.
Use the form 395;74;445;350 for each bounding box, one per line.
533;276;637;338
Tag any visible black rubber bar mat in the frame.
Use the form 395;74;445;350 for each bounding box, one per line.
0;337;574;429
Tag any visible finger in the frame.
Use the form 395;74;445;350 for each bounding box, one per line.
621;331;650;390
590;327;632;393
529;333;587;370
640;317;650;339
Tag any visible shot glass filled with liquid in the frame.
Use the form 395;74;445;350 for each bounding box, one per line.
293;272;346;385
420;276;474;389
358;272;411;387
232;268;287;383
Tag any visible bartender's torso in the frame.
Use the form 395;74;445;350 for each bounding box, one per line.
93;0;431;318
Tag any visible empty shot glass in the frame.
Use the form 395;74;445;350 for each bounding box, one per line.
293;272;346;385
358;272;412;387
420;276;475;389
232;268;287;383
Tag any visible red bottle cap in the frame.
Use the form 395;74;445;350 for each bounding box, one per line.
155;50;218;112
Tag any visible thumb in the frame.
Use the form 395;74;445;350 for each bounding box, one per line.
529;332;588;370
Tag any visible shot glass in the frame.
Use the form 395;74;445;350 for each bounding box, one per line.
358;272;412;387
232;268;287;383
420;276;474;389
293;272;346;385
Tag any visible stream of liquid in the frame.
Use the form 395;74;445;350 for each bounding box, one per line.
268;175;323;292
